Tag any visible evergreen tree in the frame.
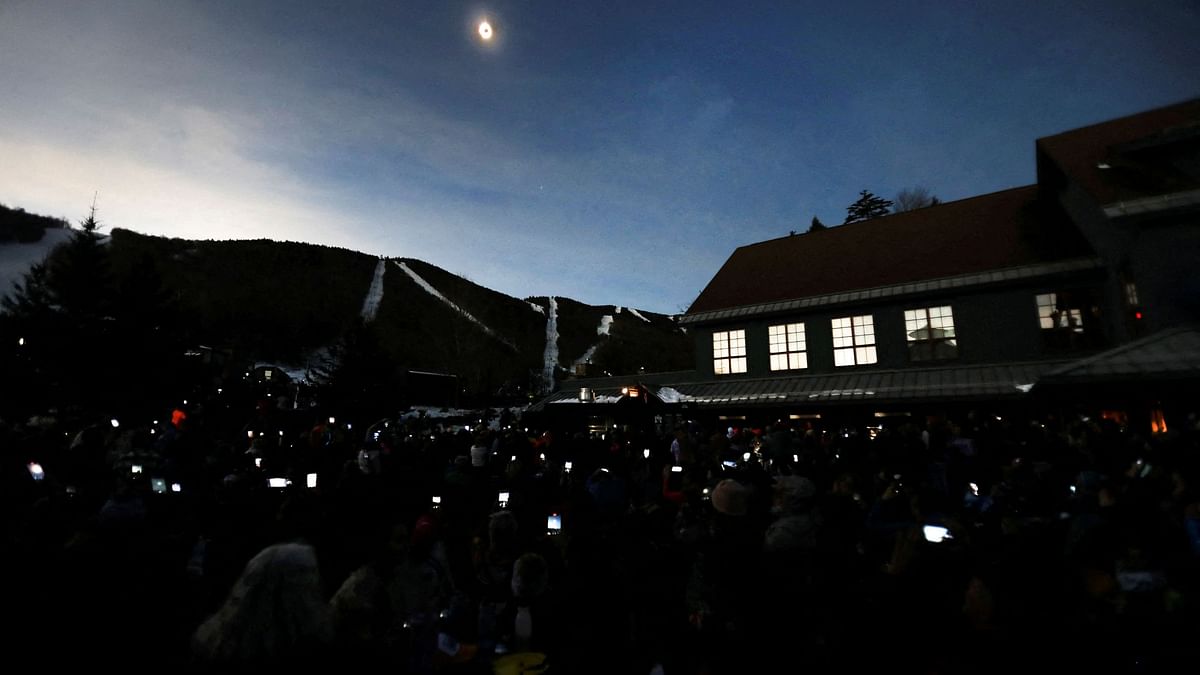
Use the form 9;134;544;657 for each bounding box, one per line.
47;204;112;321
0;203;182;419
807;216;827;233
844;190;894;224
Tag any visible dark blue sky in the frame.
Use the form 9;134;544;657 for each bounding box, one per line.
1;0;1197;312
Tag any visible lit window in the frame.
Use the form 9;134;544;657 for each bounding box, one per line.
768;323;807;371
1036;293;1083;333
904;306;957;361
712;330;747;375
831;315;877;367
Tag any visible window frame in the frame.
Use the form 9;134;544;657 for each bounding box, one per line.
831;314;878;367
768;322;808;371
712;329;747;375
1035;292;1084;333
903;305;958;361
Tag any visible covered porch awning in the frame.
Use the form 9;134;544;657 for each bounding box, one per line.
533;360;1071;411
1035;325;1200;387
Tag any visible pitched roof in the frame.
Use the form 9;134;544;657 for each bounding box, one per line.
687;185;1091;315
1037;98;1200;206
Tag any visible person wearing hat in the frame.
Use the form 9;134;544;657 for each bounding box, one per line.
686;479;762;671
710;478;749;517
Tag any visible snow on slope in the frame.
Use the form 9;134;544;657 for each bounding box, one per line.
542;296;559;390
527;301;545;314
395;261;515;349
0;228;74;303
572;344;599;368
359;259;386;321
572;313;614;368
628;308;651;323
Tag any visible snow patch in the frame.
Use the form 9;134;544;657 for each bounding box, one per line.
571;313;613;369
527;301;545;314
400;406;475;420
359;259;386;321
272;344;338;384
395;261;515;349
542;297;559;391
656;387;687;404
552;394;622;404
628;308;651;323
0;228;73;305
615;306;622;314
400;405;528;422
573;343;599;368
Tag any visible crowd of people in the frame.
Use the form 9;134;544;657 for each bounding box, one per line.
4;400;1199;673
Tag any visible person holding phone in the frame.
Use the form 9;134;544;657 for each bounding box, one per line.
662;465;686;505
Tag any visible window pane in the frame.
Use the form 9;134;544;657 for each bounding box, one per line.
730;357;747;373
789;352;807;370
714;358;728;375
856;346;877;364
729;330;746;356
789;324;806;350
834;348;855;367
768;325;785;353
770;354;787;371
907;306;956;359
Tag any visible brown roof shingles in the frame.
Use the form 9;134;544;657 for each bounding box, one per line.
687;185;1090;314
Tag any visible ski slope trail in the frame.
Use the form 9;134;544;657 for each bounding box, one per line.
394;261;516;349
572;314;613;368
628;307;651;323
359;259;386;321
542;297;559;390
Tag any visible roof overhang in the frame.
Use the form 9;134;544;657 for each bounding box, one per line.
680;257;1103;326
1101;188;1200;219
531;361;1070;410
1036;326;1200;387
